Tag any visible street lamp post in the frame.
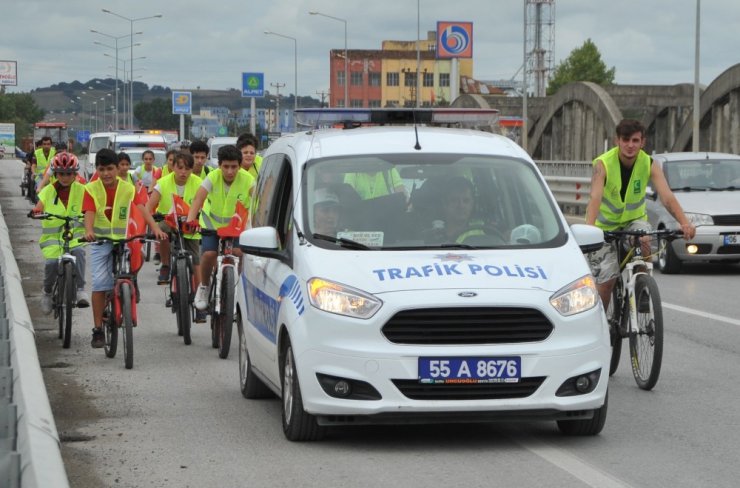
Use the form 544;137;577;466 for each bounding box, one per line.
91;30;140;130
309;11;348;108
264;31;298;128
102;9;162;129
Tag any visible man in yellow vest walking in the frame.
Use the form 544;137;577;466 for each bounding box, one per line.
31;136;56;186
585;119;696;309
32;153;89;313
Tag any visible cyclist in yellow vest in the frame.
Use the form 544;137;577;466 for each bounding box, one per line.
186;144;254;311
31;136;56;184
83;148;167;348
236;133;263;180
31;153;89;314
190;140;212;180
146;152;206;321
344;168;406;200
585;119;696;309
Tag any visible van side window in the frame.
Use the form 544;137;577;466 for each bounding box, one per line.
251;154;293;248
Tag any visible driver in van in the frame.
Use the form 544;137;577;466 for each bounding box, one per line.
431;176;487;244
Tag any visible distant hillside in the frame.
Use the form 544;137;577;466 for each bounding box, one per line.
31;78;320;115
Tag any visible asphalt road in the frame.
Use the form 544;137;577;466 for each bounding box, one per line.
2;160;740;488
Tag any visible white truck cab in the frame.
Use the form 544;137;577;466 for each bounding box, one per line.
235;108;609;441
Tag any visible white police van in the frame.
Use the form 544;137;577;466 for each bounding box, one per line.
236;108;609;441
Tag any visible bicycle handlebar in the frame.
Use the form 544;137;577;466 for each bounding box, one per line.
603;228;683;243
27;211;84;222
93;235;158;245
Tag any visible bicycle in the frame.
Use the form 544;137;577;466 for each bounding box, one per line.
154;212;197;345
21;164;38;204
95;235;153;369
28;211;86;349
202;227;241;359
603;228;683;390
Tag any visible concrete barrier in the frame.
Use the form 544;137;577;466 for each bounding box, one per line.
0;194;68;487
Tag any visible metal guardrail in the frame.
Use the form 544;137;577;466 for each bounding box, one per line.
536;160;591;216
0;199;69;488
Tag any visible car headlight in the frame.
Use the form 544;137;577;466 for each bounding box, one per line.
549;275;598;316
307;278;382;319
684;212;713;226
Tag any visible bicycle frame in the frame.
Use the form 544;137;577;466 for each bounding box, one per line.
617;247;652;337
211;238;238;316
106;240;139;327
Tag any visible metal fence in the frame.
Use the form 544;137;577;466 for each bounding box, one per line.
536;160;591;216
0;202;68;488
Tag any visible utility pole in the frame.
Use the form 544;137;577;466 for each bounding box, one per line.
271;82;285;132
316;90;330;108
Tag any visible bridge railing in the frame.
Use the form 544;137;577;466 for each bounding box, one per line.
536;160;591;216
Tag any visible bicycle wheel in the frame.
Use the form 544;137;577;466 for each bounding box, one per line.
62;263;76;349
210;279;219;349
104;299;118;358
176;259;192;345
605;277;624;376
218;270;235;359
629;274;664;390
53;279;63;340
120;284;134;369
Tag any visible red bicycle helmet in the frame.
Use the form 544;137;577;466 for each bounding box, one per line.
51;152;79;174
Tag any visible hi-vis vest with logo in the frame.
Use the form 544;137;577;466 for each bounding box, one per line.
38;182;86;259
157;173;202;239
199;169;253;230
86;178;135;239
594;147;651;231
34;147;57;176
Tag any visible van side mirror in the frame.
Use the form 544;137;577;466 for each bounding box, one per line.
571;224;604;253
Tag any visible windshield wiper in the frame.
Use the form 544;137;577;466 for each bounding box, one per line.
312;233;372;250
671;186;708;192
437;243;479;250
709;186;738;191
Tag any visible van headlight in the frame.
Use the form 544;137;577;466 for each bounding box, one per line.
549;275;598;316
307;278;382;319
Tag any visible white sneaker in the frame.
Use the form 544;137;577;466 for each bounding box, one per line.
194;284;209;311
41;291;53;314
76;290;90;308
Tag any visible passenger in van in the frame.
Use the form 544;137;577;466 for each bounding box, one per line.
312;188;341;237
344;168;406;200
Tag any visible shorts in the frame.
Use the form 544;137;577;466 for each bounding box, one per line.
90;242;114;292
160;223;201;264
586;220;652;284
200;232;238;253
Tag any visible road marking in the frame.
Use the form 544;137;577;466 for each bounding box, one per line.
518;437;635;488
663;302;740;327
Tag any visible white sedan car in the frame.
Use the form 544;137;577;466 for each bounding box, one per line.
236;109;610;441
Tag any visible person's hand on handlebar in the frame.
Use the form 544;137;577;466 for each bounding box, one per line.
184;220;201;234
679;222;696;241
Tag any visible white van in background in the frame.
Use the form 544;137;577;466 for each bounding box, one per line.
84;131;116;179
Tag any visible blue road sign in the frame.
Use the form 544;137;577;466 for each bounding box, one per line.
76;130;90;143
172;91;192;115
242;72;264;97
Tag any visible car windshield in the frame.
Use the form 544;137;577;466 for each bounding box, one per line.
125;150;167;169
303;154;565;250
89;136;110;153
663;158;740;190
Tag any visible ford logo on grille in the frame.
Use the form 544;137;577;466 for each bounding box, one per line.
458;291;477;298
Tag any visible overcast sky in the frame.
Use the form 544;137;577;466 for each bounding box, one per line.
2;0;739;99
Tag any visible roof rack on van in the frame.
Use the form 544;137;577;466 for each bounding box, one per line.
294;108;499;129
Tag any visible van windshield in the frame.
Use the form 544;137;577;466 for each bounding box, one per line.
303;154;565;250
89;137;110;153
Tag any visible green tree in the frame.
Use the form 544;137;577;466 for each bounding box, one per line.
133;98;181;130
547;39;615;95
0;92;45;141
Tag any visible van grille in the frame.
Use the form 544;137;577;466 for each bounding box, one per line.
392;377;546;400
713;215;740;226
381;307;554;345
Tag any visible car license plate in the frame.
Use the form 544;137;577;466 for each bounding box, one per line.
418;357;521;384
724;234;738;245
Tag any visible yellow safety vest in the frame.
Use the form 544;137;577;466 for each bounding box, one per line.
344;170;401;199
157;173;202;240
246;155;263;180
199;169;253;230
38;182;86;259
594;147;651;231
86;178;135;239
34;147;57;176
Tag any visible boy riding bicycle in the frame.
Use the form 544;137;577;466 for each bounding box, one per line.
185;144;254;311
145;151;206;321
32;153;89;314
83;148;167;348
